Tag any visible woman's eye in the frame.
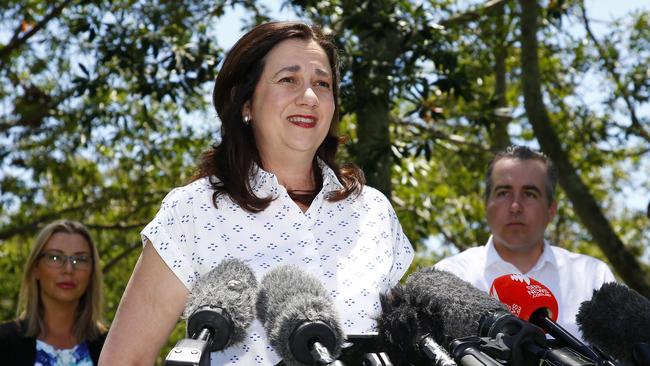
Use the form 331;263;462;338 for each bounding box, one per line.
315;80;330;88
278;76;295;83
75;255;90;263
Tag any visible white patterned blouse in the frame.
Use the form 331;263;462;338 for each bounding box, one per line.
142;161;414;365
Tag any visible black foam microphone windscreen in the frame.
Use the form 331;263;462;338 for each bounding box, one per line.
377;268;508;365
577;282;650;365
183;258;257;349
377;283;433;365
256;265;345;366
406;267;509;345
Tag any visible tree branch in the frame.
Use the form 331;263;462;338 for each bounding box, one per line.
431;219;470;251
102;241;141;274
85;222;149;231
0;204;88;240
0;0;77;65
578;1;650;144
439;0;510;28
397;117;490;151
0;191;165;241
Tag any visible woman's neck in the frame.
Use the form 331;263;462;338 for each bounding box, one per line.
261;155;316;192
39;298;79;349
259;154;321;213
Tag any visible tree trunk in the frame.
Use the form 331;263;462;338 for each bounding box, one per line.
350;30;400;198
518;0;650;296
352;75;392;197
491;3;512;151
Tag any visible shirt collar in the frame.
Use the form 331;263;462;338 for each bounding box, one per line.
485;235;558;273
249;158;343;194
317;158;344;192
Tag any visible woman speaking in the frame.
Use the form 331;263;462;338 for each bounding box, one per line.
100;21;413;365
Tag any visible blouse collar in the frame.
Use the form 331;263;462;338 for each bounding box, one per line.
249;158;343;196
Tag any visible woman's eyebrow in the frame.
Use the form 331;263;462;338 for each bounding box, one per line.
272;65;300;78
314;68;331;77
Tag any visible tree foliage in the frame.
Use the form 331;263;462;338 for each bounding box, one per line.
1;0;648;360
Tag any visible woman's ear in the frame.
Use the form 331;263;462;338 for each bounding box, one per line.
242;101;251;118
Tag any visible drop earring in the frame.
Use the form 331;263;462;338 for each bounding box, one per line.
243;114;251;126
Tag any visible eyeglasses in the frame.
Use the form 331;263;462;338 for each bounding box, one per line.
38;251;92;270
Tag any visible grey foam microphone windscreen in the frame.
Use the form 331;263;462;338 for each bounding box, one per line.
256;265;344;366
183;258;257;347
577;282;650;365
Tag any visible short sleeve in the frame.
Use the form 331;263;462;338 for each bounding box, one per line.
141;187;199;289
387;202;414;285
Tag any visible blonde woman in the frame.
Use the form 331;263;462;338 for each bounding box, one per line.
0;220;107;365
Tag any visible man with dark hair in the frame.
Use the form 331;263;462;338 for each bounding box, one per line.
435;145;615;341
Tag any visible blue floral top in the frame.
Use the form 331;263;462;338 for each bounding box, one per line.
35;339;93;366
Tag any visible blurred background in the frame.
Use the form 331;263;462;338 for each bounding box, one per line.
1;0;648;362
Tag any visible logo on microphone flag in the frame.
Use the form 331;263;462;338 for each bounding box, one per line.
489;274;559;322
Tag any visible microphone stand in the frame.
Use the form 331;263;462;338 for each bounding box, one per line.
448;337;503;366
529;310;621;366
165;329;212;366
419;336;458;366
361;352;393;366
165;306;234;366
290;321;345;366
310;341;344;366
478;310;611;366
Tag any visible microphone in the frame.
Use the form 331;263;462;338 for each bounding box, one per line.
165;259;257;366
577;282;650;366
489;274;558;323
378;284;459;366
380;268;600;366
377;268;511;365
490;274;616;364
256;265;345;366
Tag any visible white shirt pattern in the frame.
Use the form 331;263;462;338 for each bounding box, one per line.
142;161;414;365
434;236;616;342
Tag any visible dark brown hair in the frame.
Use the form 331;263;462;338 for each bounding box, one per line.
485;145;558;206
196;21;364;212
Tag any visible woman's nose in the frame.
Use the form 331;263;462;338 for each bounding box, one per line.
296;86;319;108
62;259;75;272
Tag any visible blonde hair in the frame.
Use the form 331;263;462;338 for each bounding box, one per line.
17;219;107;341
